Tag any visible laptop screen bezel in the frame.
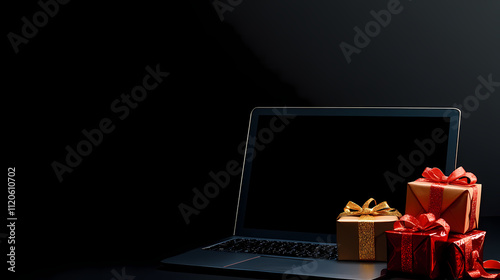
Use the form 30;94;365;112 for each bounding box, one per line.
233;107;461;242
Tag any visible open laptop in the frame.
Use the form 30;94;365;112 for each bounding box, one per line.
161;107;461;280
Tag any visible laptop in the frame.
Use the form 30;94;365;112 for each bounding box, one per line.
161;107;461;280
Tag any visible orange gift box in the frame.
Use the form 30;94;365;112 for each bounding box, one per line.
405;167;481;234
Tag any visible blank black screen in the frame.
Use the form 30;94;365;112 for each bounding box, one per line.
243;115;450;235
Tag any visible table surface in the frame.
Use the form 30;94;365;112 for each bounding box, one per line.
21;217;500;280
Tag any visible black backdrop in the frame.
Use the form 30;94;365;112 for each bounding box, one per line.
4;1;500;279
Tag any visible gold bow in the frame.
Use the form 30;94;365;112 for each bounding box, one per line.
337;198;402;220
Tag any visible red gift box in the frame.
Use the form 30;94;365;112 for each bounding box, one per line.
386;213;450;279
441;230;500;279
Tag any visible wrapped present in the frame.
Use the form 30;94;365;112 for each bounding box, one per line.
386;213;450;279
336;198;401;261
405;167;481;233
440;230;500;279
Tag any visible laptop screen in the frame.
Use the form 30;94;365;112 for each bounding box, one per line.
235;107;460;241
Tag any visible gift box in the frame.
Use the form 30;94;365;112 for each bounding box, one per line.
336;198;401;261
439;230;500;279
386;213;450;279
405;167;481;234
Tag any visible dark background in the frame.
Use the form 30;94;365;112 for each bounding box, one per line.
4;1;500;279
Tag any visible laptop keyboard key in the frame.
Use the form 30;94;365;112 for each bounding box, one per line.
203;238;337;260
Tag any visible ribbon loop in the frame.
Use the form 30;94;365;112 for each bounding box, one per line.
337;198;402;219
361;198;376;211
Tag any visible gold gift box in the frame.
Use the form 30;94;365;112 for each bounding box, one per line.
337;215;398;261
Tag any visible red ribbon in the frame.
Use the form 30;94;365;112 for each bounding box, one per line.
416;167;479;231
401;233;413;273
394;213;451;235
461;236;500;279
469;253;500;279
417;166;477;185
429;184;444;218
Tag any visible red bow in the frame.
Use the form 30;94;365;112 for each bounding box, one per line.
417;166;477;185
394;213;450;236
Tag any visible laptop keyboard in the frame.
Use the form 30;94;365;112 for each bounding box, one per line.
203;238;337;260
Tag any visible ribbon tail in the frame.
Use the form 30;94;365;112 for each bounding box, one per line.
469;259;500;279
484;260;500;270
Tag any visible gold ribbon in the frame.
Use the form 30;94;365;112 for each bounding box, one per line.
336;198;402;220
358;215;375;260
